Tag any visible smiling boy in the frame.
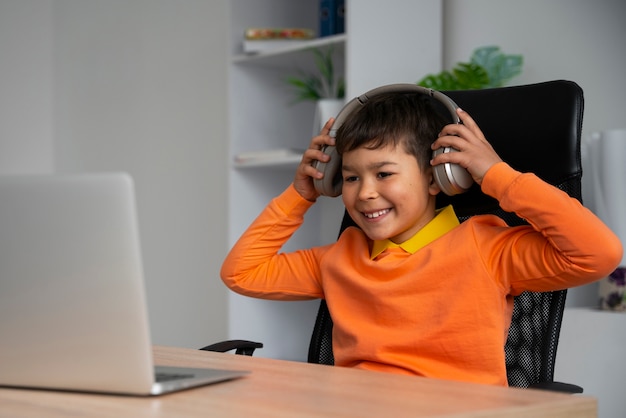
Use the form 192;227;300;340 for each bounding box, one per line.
221;91;622;386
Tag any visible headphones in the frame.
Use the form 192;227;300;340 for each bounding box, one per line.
311;84;473;197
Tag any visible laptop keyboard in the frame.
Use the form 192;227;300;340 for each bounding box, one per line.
155;372;195;383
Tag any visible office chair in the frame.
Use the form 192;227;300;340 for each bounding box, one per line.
204;80;585;392
307;80;585;393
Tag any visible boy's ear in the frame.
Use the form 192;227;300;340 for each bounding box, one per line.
428;168;442;196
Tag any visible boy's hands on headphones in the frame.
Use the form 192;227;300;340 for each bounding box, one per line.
431;108;502;186
294;118;336;202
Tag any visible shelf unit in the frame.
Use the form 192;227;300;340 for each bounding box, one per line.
227;0;444;361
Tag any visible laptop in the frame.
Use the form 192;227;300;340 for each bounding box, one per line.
0;173;248;396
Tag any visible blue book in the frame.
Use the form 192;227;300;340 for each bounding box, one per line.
319;0;337;37
336;0;345;34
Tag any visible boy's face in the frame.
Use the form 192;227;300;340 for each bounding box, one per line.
341;142;440;244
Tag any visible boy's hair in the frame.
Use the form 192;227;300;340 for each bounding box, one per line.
335;92;450;171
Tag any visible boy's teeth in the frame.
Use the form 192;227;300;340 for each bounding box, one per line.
365;209;389;219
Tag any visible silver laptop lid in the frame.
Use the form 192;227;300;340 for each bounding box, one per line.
0;173;155;394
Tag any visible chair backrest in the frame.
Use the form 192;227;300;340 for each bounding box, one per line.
307;80;585;388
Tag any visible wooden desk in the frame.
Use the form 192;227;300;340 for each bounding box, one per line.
0;345;596;417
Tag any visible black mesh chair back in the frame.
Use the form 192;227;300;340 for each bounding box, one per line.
307;80;585;390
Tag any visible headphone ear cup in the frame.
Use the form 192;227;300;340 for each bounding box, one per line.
312;145;343;197
431;147;473;196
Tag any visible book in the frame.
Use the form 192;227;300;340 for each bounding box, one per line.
244;28;315;40
336;0;345;34
242;27;315;54
319;0;345;37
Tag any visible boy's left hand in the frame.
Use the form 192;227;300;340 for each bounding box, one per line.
430;108;502;186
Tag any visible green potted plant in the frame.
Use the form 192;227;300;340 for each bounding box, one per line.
286;47;345;102
286;47;346;135
417;45;523;90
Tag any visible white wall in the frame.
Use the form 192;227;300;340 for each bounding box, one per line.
0;0;231;348
0;0;54;174
53;0;231;348
444;0;626;307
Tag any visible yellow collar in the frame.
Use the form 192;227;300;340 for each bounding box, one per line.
370;205;459;259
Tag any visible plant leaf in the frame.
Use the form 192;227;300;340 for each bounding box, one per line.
335;77;346;99
490;55;523;87
285;47;344;103
470;45;523;88
418;71;462;90
286;74;322;102
452;63;489;89
312;48;333;97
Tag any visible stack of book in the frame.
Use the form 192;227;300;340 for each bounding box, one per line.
242;27;315;54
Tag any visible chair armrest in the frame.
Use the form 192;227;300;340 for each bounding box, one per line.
199;340;263;356
529;380;583;394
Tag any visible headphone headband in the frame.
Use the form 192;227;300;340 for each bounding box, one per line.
329;84;461;138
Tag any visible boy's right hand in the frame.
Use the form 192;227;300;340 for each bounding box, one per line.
294;118;336;202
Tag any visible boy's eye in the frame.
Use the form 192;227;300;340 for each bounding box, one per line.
377;172;393;179
344;175;358;183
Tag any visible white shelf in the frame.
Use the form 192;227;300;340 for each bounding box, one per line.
234;155;302;169
232;34;346;68
233;148;304;169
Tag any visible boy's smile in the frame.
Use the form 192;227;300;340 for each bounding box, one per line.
340;143;440;244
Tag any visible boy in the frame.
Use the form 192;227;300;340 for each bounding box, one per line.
221;91;622;386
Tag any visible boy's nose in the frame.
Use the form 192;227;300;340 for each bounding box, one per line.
358;179;379;200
